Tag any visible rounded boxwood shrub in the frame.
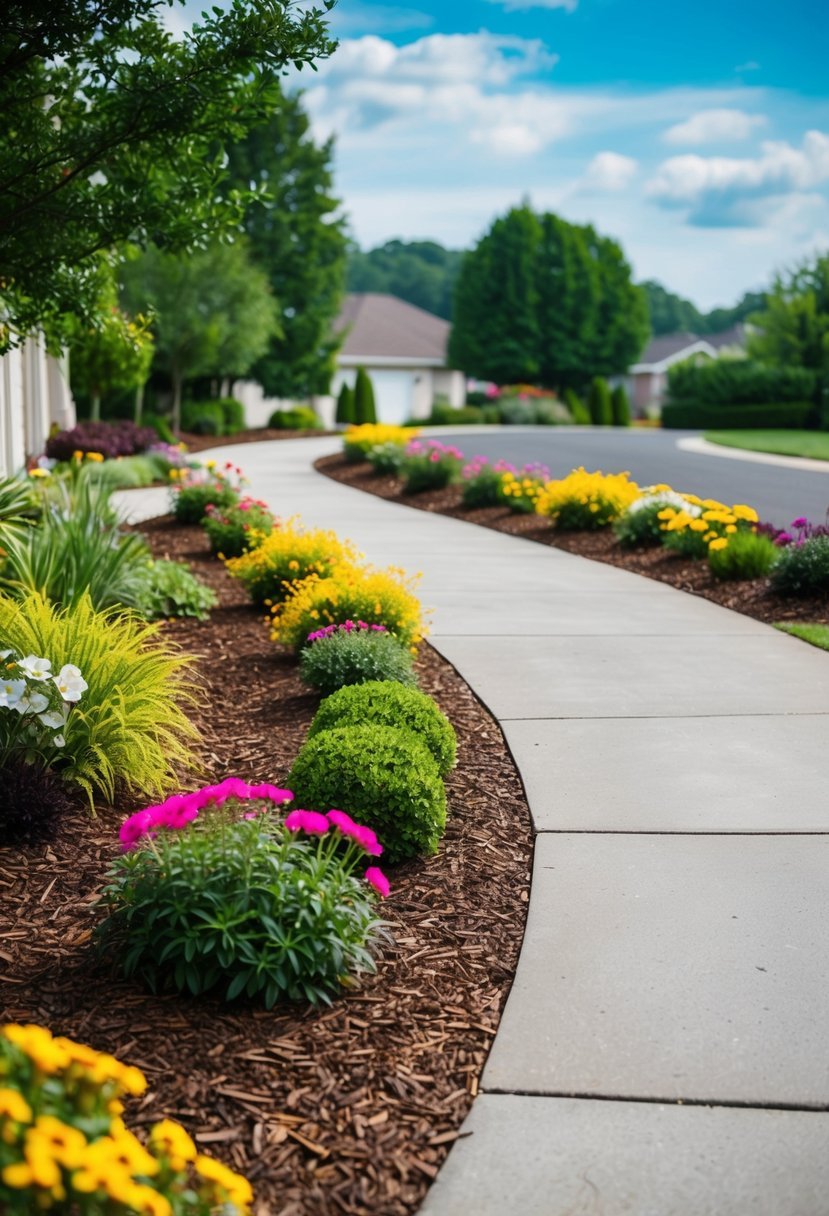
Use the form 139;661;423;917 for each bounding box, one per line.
300;629;417;696
309;681;456;776
770;535;829;596
288;725;447;863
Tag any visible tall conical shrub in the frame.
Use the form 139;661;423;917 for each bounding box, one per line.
564;387;591;425
611;384;631;427
588;377;613;426
354;367;377;424
336;381;355;425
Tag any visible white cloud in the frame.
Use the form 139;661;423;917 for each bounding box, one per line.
583;151;638;191
647;130;829;224
486;0;577;10
663;108;767;145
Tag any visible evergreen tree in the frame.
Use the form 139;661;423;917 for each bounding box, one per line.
336;382;355;425
353;368;377;424
588;377;613;426
347;240;464;319
748;254;829;415
611;384;631;427
564;388;591;425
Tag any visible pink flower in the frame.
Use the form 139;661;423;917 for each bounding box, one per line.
285;809;330;835
119;810;153;850
365;867;390;898
248;783;293;804
327;810;383;855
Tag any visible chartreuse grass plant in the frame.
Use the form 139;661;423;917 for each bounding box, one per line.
225;522;358;606
535;468;640;529
342;424;416;462
289;724;446;863
0;1023;253;1214
100;781;389;1007
707;530;779;580
299;622;417;695
270;564;426;651
309;681;457;776
0;593;200;805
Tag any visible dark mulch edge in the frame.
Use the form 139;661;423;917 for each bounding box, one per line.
0;518;533;1216
180;428;336;454
314;454;829;628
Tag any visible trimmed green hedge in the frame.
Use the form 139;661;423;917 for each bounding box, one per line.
666;359;815;408
661;402;814;430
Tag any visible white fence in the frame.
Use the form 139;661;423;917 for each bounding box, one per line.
0;335;75;476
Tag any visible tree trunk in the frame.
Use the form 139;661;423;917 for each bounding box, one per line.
172;368;182;432
90;392;101;421
134;382;145;425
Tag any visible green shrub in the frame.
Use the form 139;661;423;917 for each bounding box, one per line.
299;629;417;696
216;397;246;434
461;459;504;507
288;724;447;863
613;492;691;548
180;401;225;436
400;439;464;493
268;405;320;430
667;358;816;408
611;384;631;426
367;441;406;475
171;476;239;524
588;377;613;425
707;531;779;580
336;382;355;425
142;411;176;443
202;497;275;558
465;390;490;407
225;524;355;606
0;592;200;804
132;558;218;620
354;367;377;425
564;388;591;424
82;452;170;489
309;681;456;776
770;536;829;596
427;401;485;426
99;804;383;1006
661;401;814;429
0;475;39;540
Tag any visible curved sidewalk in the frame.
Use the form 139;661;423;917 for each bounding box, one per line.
120;438;829;1213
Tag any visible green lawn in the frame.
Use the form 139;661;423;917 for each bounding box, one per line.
704;430;829;461
774;622;829;652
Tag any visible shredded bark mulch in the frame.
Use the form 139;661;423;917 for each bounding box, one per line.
315;454;829;628
0;519;533;1216
181;428;335;454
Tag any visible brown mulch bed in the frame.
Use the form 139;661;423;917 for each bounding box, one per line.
315;454;829;628
181;428;335;454
0;519;533;1216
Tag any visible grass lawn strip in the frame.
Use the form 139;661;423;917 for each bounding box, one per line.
705;430;829;462
774;622;829;651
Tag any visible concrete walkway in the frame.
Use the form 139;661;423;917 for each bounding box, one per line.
119;439;829;1214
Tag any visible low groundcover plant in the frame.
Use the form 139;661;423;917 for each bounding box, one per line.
270;564;426;651
0;1023;253;1215
100;781;390;1007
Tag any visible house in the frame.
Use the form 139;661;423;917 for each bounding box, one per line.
627;324;748;415
330;293;465;424
0;335;75;476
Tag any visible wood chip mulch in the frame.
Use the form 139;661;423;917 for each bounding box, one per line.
181;428;336;454
0;519;533;1216
315;454;829;628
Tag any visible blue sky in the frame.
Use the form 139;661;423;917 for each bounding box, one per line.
293;0;829;308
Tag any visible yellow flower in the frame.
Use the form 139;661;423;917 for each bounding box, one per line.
732;504;759;523
688;519;708;533
196;1154;254;1207
30;1117;86;1168
204;459;217;470
0;1088;32;1124
149;1119;196;1170
129;1185;173;1216
85;451;104;462
3;1025;71;1075
28;467;50;479
708;537;728;551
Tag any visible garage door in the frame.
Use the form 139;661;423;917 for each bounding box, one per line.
369;371;413;425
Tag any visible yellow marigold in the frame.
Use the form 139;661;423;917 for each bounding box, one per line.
0;1088;32;1125
535;468;640;530
29;1117;86;1169
732;504;759;523
149;1119;197;1171
343;423;418;459
196;1154;253;1208
688;519;708;533
708;537;729;551
3;1025;70;1075
270;563;426;650
226;522;358;607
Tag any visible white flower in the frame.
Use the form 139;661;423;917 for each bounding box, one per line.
629;489;702;517
53;734;66;749
0;678;26;709
15;688;49;715
53;664;88;702
39;708;66;730
18;654;52;681
0;649;14;660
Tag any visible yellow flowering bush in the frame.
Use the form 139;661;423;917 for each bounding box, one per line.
535;468;640;530
659;496;759;558
270;564;427;650
225;521;359;606
0;1024;252;1215
343;424;419;462
497;468;548;514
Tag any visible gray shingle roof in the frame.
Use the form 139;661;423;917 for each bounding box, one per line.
636;332;707;365
334;293;451;363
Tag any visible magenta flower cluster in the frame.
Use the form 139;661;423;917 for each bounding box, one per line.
284;807;390;897
760;516;829;547
119;778;293;850
461;455;551;481
306;620;388;644
405;439;465;463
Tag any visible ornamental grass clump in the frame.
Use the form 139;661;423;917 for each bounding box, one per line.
535;468;640;529
0;1023;253;1215
201;496;276;558
400;439;464;494
342;424;416;462
614;486;694;548
270;564;426;651
288;724;446;863
0;592;200;805
100;782;388;1007
707;530;780;581
659;498;759;559
770;535;829;596
497;464;550;514
309;681;457;776
299;624;417;695
225;523;358;606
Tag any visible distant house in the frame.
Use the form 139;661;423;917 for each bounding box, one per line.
627;324;747;415
331;293;465;424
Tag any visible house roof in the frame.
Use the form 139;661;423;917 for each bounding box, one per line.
633;324;749;372
334;293;451;364
636;332;707;366
706;323;747;350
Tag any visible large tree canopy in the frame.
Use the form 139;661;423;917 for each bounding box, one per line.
449;205;649;389
0;0;335;346
748;253;829;411
224;88;348;399
347;240;464;321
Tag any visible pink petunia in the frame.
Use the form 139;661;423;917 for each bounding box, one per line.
365;866;390;898
327;810;382;855
285;809;330;835
248;783;293;804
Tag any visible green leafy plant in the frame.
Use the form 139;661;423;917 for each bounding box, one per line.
268;406;321;430
132;559;218;621
202;498;276;558
366;442;406;475
564;388;591;424
99;799;386;1007
180;401;224;436
171;467;241;524
289;724;447;863
79;452;173;490
770;536;829;596
0;592;200;804
400;440;464;494
0;475;39;541
707;531;779;580
309;681;456;776
299;628;417;695
614;491;692;548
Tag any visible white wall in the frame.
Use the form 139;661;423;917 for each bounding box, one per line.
233;380;334;429
0;335;75;477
